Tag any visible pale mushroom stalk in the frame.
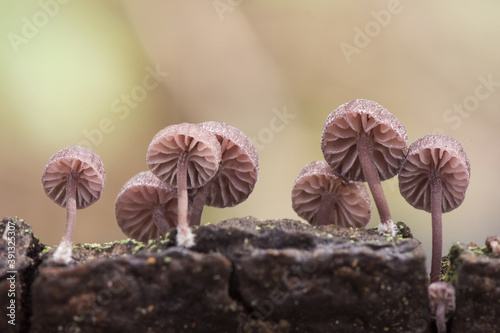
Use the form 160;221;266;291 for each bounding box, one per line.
430;169;443;283
151;205;170;236
53;172;78;263
357;132;394;233
176;151;194;247
435;299;447;333
191;186;209;226
316;193;336;226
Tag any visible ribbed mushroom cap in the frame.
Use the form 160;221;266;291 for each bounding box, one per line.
115;171;177;242
291;161;371;227
146;123;221;189
399;134;470;213
321;99;408;182
41;146;105;209
199;121;259;207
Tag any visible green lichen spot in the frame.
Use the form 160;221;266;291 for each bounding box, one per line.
163;256;172;264
133;244;145;253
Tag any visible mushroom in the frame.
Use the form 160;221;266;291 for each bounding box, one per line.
399;134;470;282
190;121;259;226
291;161;371;227
146;123;221;247
428;281;455;333
41;146;105;264
115;171;178;242
321;99;408;235
486;236;500;255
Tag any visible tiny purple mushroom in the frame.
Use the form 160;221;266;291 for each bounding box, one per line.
428;281;455;333
146;123;221;247
190;121;259;226
41;146;105;264
115;171;178;242
399;134;470;283
321;99;408;235
291;161;371;227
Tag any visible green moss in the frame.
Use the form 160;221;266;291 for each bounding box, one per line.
41;246;52;254
133;242;146;254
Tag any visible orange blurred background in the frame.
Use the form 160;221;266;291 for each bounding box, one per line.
1;1;498;270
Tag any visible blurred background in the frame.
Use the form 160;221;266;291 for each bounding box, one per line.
1;1;498;270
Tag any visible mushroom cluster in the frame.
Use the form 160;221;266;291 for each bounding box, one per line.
292;99;407;235
116;121;258;247
40;122;258;262
293;99;471;331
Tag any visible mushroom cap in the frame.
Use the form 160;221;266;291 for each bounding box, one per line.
291;161;371;227
115;171;177;242
41;146;105;209
399;134;470;213
146;123;222;189
428;281;456;320
198;121;259;208
321;99;408;182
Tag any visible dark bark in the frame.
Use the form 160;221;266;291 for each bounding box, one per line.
1;216;470;333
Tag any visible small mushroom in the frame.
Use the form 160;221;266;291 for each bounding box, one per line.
399;134;470;282
486;236;500;255
41;146;105;264
291;161;371;227
115;171;178;242
321;99;408;235
190;121;259;226
428;281;455;333
146;123;221;247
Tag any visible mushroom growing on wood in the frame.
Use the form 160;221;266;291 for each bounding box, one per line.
428;281;455;333
41;146;105;264
321;99;407;235
146;123;221;247
486;236;500;255
399;134;470;282
291;161;371;227
190;121;259;226
115;171;178;242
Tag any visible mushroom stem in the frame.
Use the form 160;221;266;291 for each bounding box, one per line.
357;133;394;234
430;170;443;283
176;151;194;247
151;205;169;237
316;193;335;226
54;172;77;263
435;301;447;333
191;186;209;226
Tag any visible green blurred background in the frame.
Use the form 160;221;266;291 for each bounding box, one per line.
1;1;498;270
